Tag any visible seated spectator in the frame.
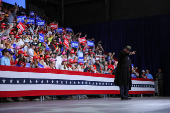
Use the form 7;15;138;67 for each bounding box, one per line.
140;70;146;78
0;48;10;66
145;69;153;79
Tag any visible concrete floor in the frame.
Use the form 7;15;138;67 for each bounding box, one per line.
0;97;170;113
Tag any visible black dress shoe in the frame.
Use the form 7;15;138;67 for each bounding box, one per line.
128;97;132;99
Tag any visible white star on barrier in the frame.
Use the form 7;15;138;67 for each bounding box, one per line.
78;81;80;84
51;80;54;83
66;81;67;84
56;80;58;83
17;80;19;83
74;81;76;84
10;79;13;83
41;80;43;83
82;81;84;84
61;81;63;84
36;80;38;83
70;81;72;84
2;79;6;83
23;79;25;83
30;80;32;83
46;80;49;83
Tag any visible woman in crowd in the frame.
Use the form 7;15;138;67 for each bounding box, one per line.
60;59;69;70
44;55;51;67
32;56;39;68
78;62;84;72
49;58;56;69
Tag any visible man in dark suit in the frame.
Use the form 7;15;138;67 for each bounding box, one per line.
114;46;136;100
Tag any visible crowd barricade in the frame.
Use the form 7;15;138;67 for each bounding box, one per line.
0;65;155;98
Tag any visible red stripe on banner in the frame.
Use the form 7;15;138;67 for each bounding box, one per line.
0;65;115;78
0;65;154;81
0;90;154;98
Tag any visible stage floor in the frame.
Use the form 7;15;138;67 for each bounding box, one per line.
0;97;170;113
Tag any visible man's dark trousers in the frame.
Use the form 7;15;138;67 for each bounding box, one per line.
119;85;129;99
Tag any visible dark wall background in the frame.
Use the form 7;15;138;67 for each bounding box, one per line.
26;0;170;96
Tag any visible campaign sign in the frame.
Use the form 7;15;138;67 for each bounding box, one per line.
39;33;44;42
12;44;16;48
132;64;134;68
0;49;3;58
50;23;58;30
17;16;26;23
71;41;79;48
25;63;30;68
36;15;41;20
30;11;34;17
66;27;72;32
87;41;94;46
78;57;84;63
36;20;45;26
26;18;35;24
38;63;44;68
56;28;63;33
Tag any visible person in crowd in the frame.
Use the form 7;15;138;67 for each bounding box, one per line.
140;70;146;78
108;59;114;74
93;57;102;74
145;70;153;79
68;49;75;60
44;55;51;67
17;50;26;67
155;69;164;96
32;56;39;68
49;58;56;69
78;62;84;72
0;48;10;65
27;42;36;62
60;59;69;70
131;67;139;78
38;57;45;68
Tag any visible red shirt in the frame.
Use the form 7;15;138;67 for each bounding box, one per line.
108;64;114;73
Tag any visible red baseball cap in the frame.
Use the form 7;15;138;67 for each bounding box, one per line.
15;35;20;39
70;49;74;54
9;32;14;35
79;62;83;65
1;26;5;29
33;56;39;60
69;59;74;63
18;32;23;35
45;55;51;59
18;50;25;54
73;60;77;63
39;57;44;60
24;53;29;57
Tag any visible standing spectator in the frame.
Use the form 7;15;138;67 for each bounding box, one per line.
145;70;153;79
8;6;17;23
27;42;36;61
60;59;68;70
108;59;114;74
0;48;10;66
93;57;102;74
155;69;164;96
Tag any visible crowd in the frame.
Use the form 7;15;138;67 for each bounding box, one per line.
0;2;157;102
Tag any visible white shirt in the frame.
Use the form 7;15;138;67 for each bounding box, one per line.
60;65;68;70
55;56;62;69
27;48;34;61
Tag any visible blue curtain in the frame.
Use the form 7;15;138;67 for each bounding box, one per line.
71;13;170;95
